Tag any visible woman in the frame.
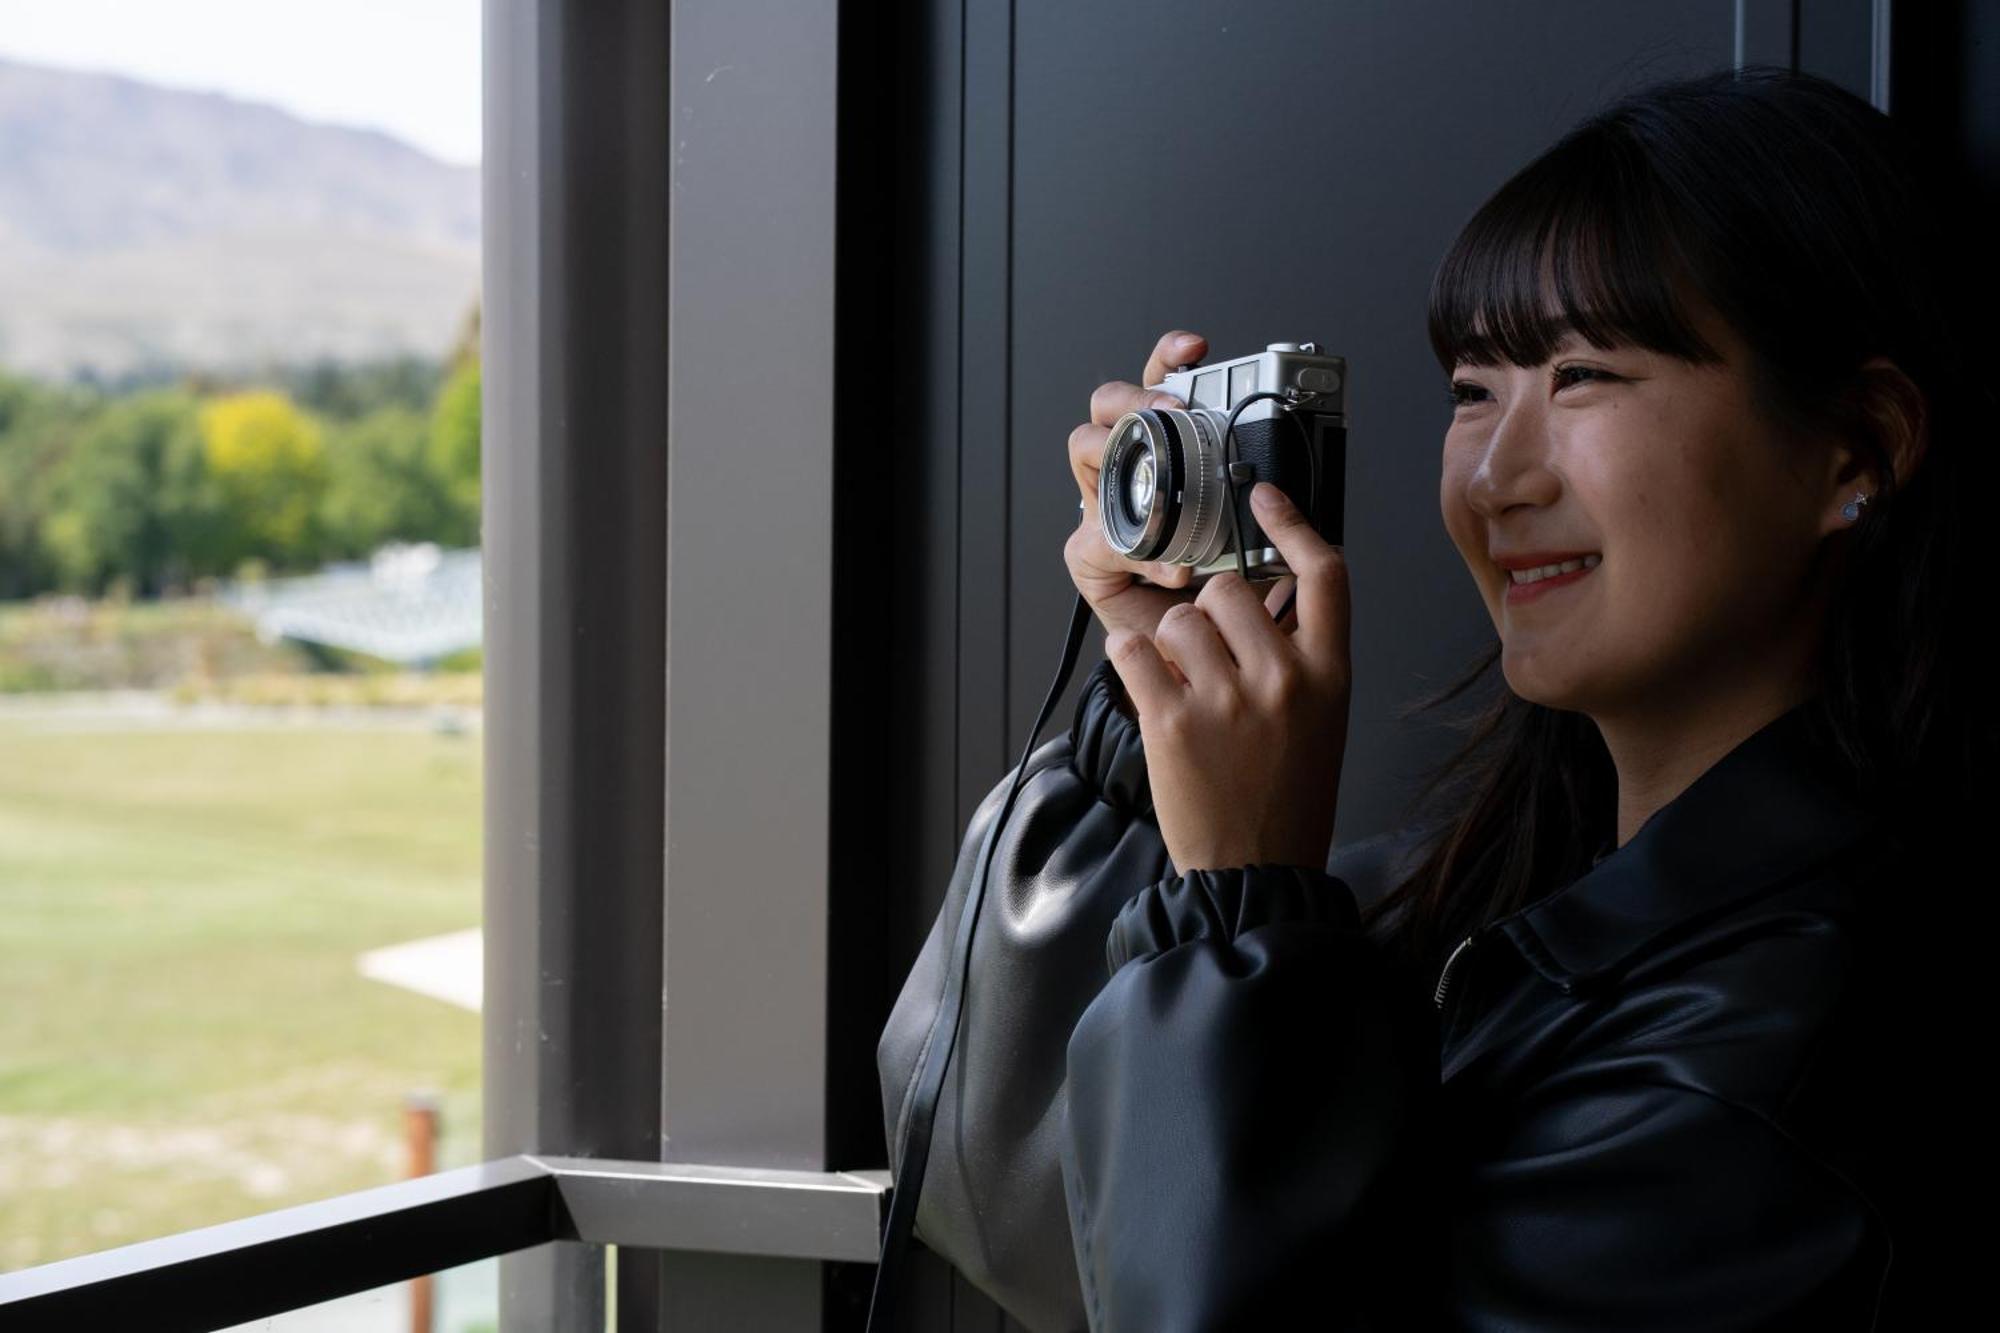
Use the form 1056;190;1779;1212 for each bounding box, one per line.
877;65;1989;1330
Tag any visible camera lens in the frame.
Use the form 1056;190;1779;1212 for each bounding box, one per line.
1099;412;1171;559
1125;451;1155;522
1098;403;1315;575
1098;407;1228;566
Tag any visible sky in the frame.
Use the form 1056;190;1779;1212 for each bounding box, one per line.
0;0;481;164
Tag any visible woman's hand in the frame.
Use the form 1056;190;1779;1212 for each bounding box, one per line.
1105;482;1351;875
1065;328;1216;641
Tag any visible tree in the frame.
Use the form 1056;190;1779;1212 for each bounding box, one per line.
198;391;329;570
427;359;480;546
0;373;93;597
320;406;454;558
41;391;206;594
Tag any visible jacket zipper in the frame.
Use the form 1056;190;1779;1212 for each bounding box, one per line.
1433;933;1478;1008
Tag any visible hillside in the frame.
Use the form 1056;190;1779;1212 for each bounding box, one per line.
0;59;479;380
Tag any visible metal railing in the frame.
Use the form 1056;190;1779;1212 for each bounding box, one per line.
0;1155;890;1332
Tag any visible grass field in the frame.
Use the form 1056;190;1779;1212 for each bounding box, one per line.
0;711;483;1272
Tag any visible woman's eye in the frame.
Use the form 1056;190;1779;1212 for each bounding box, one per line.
1449;367;1619;408
1553;365;1617;390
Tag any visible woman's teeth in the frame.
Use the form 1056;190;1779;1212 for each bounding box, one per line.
1508;553;1601;585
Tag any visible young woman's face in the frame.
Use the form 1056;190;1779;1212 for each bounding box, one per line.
1438;301;1840;718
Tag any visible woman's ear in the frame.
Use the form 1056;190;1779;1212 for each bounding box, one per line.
1820;356;1927;533
1850;355;1929;495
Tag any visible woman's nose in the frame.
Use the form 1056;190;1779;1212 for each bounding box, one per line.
1463;401;1560;520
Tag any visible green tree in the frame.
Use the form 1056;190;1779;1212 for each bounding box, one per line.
41;391;208;594
320;405;455;558
199;391;329;570
427;359;480;546
0;374;70;597
0;374;116;598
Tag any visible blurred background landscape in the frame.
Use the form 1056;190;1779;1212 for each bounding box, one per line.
1;4;489;1327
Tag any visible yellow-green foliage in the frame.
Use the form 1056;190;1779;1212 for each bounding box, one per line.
199;391;328;562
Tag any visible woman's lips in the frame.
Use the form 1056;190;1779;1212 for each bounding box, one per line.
1504;562;1598;604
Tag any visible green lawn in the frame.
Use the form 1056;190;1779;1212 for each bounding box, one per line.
0;714;483;1271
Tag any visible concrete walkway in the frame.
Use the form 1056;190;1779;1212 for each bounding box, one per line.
356;928;482;1013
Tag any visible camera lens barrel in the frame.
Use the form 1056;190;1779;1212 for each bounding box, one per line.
1099;409;1193;562
1098;406;1316;570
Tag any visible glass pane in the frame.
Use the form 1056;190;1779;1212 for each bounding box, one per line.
0;0;485;1274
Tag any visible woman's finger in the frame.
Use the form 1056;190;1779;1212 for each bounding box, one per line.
1263;575;1300;631
1143;330;1208;387
1151;601;1235;688
1105;630;1183;717
1194;571;1291;681
1069;420;1109;506
1249;483;1348;669
1090;380;1183;429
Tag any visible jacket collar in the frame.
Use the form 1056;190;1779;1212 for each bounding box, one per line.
1495;698;1880;992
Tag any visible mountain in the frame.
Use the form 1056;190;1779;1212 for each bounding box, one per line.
0;58;479;380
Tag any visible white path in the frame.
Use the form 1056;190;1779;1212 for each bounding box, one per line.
356;928;483;1013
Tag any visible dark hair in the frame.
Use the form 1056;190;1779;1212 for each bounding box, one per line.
1364;65;1996;984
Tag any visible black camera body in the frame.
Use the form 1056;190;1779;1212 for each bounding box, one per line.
1097;341;1346;582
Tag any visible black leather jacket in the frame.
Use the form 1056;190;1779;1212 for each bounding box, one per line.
878;657;1936;1331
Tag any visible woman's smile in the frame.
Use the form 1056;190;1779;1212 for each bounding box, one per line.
1504;555;1601;605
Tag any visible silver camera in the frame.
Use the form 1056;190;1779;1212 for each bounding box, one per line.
1097;340;1346;582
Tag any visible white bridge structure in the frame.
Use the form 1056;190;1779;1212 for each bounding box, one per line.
219;543;482;667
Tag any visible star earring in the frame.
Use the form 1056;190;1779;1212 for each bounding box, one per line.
1840;491;1872;522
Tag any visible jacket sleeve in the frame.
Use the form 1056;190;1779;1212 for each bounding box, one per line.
1057;864;1442;1332
875;657;1171;1333
1056;865;1891;1332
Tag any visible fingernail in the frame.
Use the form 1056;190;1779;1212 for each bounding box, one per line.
1149;393;1182;409
1175;334;1201;349
1251;482;1285;513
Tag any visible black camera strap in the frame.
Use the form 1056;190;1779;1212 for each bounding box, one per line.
865;589;1095;1333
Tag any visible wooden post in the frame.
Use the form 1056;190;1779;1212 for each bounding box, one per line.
404;1091;441;1333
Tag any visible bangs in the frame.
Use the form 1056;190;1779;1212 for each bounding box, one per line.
1427;127;1727;374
